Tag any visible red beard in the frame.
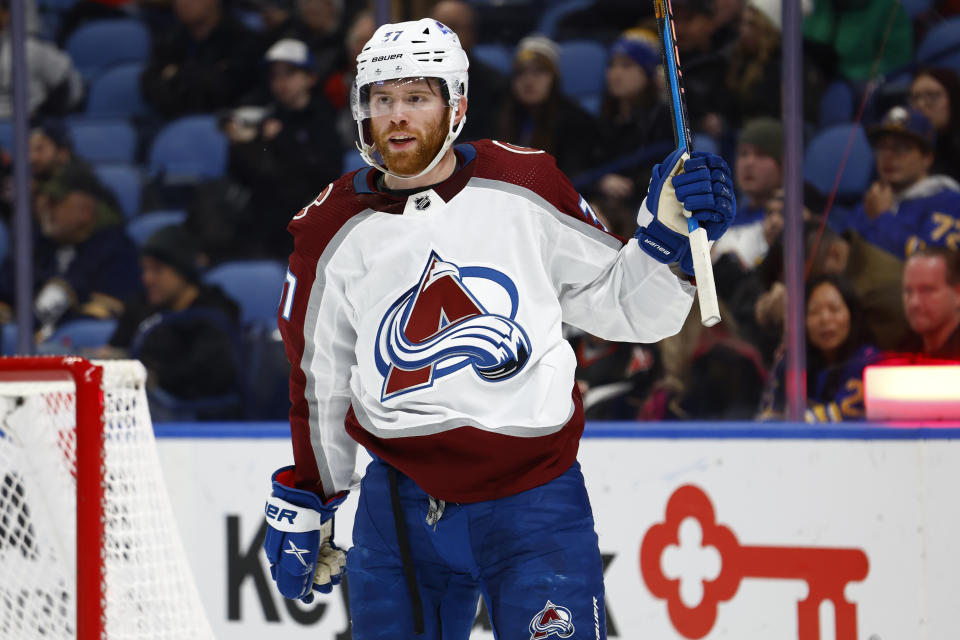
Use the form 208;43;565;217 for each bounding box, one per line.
372;109;449;176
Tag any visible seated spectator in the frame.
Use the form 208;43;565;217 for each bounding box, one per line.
0;162;139;338
714;117;782;268
899;246;960;359
722;0;781;129
28;121;73;207
320;8;376;149
909;68;960;183
495;35;602;179
802;0;911;86
94;224;242;406
0;0;84;119
287;0;347;82
571;330;662;420
140;0;260;119
671;0;730;137
225;38;342;260
844;106;960;347
758;273;882;422
431;0;508;142
586;28;673;236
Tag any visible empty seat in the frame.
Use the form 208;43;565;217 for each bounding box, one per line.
818;80;856;129
94;164;142;218
68;118;137;164
916;17;960;71
472;43;513;75
203;260;287;329
558;40;607;114
803;124;874;202
147;115;227;182
42;318;118;353
126;209;187;246
64;19;151;82
85;63;147;118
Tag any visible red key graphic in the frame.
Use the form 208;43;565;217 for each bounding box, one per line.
640;485;869;639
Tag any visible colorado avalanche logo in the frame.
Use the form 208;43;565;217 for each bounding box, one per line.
528;601;575;639
375;251;531;401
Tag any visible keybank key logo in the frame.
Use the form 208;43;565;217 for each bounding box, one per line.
641;485;869;639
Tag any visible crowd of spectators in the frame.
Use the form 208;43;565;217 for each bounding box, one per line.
1;0;959;421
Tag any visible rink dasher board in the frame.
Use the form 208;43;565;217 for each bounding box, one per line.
154;422;960;640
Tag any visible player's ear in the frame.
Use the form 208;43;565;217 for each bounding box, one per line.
454;96;467;125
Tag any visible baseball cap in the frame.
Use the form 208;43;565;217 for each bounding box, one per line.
265;38;315;71
867;106;936;152
609;29;660;78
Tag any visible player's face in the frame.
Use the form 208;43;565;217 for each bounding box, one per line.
806;282;851;359
873;134;933;190
909;74;950;131
140;255;191;308
903;256;960;337
368;78;450;177
606;53;649;100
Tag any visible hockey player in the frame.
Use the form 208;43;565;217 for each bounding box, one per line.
262;18;734;639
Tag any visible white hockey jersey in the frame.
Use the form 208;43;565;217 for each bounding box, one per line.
279;140;695;502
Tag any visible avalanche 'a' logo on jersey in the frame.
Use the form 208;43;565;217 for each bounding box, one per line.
528;601;575;639
374;251;532;401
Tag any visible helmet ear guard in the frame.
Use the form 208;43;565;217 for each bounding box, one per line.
351;19;470;180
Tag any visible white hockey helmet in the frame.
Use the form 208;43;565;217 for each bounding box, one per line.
351;18;469;179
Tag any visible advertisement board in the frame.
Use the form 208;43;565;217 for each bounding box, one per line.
155;424;960;639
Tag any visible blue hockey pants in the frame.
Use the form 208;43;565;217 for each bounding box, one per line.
346;458;606;639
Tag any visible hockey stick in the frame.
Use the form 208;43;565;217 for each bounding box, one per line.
653;0;721;327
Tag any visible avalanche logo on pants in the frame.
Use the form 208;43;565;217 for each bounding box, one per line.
529;601;575;639
375;251;531;401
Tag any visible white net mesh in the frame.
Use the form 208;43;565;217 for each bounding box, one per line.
0;359;214;639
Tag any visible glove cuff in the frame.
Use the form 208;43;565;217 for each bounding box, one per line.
271;466;347;514
635;219;689;265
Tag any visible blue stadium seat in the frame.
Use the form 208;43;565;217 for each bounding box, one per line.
126;210;187;246
471;43;513;75
42;318;118;353
803;124;874;202
147;115;227;182
0;220;8;265
64;19;151;82
67;118;137;164
818;80;855;129
94;164;141;218
203;260;287;330
916;17;960;71
899;0;935;16
1;323;18;356
85;63;147;118
693;133;719;155
0;120;13;152
558;40;607;115
536;0;594;38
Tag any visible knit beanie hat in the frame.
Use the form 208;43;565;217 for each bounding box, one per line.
739;117;784;164
141;225;202;283
514;35;560;73
609;28;660;78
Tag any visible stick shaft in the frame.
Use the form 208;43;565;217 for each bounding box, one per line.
654;0;721;326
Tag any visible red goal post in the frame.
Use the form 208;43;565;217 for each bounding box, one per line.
0;356;214;639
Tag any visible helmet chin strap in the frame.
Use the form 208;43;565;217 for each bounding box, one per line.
359;108;466;182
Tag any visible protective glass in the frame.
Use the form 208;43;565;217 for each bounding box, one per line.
352;77;458;122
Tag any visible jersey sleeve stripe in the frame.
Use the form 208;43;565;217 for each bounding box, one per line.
293;210;374;496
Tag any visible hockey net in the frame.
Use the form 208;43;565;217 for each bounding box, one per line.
0;357;214;639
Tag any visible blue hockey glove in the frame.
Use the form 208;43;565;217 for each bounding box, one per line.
263;466;348;603
672;152;736;241
635;149;736;275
